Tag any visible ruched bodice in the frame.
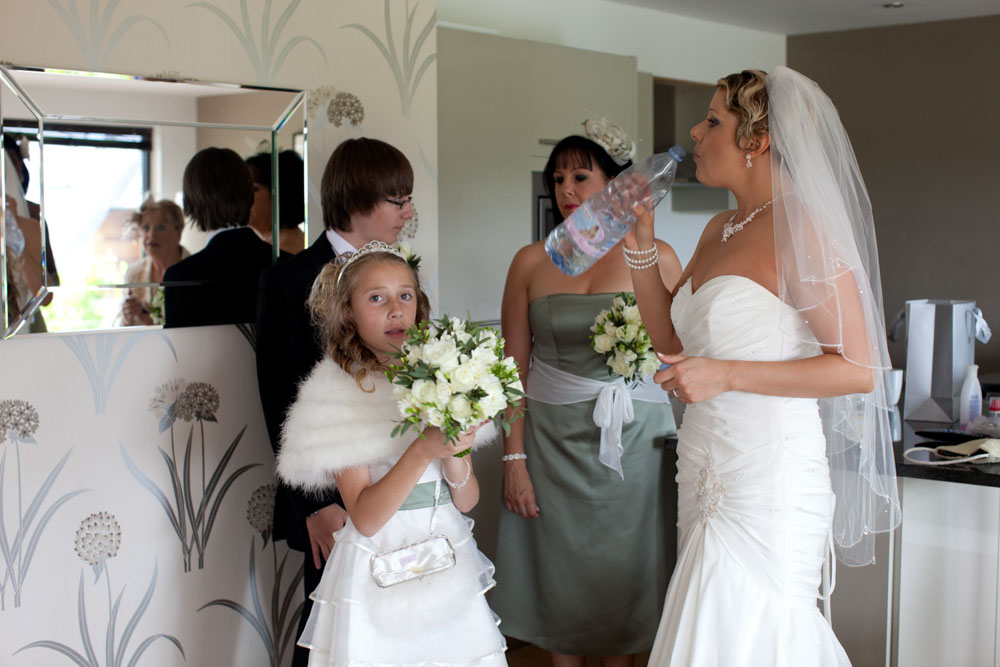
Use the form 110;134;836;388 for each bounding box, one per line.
672;275;824;457
528;293;620;380
672;274;819;361
649;275;849;666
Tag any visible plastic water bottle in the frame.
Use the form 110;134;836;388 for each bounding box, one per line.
545;145;685;276
959;363;982;431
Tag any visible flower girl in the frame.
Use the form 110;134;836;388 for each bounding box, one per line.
277;241;507;666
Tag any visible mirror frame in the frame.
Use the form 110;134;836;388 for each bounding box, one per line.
0;65;306;338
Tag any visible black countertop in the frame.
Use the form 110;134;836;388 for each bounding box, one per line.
895;416;1000;488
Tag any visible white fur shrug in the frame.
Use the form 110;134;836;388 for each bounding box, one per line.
276;358;496;492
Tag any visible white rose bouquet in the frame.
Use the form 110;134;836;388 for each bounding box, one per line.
590;293;659;386
386;315;524;455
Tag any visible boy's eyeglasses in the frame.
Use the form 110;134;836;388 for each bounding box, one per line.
384;196;414;210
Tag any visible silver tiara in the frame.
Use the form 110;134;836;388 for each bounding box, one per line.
582;118;636;166
336;240;405;284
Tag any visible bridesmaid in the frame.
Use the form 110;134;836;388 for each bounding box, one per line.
491;124;683;667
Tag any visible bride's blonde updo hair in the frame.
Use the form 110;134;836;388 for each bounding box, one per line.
308;252;430;390
717;70;769;150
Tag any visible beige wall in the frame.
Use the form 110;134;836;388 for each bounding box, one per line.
789;15;1000;373
438;0;786;84
437;27;639;323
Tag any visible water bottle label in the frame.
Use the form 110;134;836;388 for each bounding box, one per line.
564;209;606;258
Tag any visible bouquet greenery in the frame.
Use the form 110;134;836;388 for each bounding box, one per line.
149;289;165;326
590;293;659;385
386;315;524;455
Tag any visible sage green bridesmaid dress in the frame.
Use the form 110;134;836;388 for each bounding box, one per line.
491;293;678;656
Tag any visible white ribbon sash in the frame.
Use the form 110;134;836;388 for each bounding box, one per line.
525;356;669;480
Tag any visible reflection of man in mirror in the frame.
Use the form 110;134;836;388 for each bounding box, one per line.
162;147;284;328
255;138;414;667
245;150;306;256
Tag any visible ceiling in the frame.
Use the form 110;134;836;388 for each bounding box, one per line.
606;0;1000;35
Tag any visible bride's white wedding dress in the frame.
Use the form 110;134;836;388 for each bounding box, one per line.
649;275;851;666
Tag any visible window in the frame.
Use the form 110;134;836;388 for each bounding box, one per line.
4;121;153;330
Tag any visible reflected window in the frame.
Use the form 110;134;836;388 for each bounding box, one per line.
5;122;152;331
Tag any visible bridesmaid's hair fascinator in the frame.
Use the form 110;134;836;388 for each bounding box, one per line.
582;117;636;166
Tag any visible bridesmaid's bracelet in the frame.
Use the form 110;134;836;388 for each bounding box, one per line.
442;457;472;490
624;245;659;270
501;453;527;462
622;245;657;257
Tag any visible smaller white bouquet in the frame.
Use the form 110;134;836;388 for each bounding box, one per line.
386;315;524;455
149;289;165;326
590;293;659;386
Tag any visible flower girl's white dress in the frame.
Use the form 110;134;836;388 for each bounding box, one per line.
649;276;851;666
277;358;507;667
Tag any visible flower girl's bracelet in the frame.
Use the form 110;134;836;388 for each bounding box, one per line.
442;457;472;490
501;453;527;462
623;244;659;270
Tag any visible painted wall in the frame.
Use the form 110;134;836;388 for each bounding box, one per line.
788;15;1000;374
0;1;439;665
437;27;639;322
437;0;786;84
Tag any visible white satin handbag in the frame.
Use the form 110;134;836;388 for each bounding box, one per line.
369;477;456;588
370;534;456;588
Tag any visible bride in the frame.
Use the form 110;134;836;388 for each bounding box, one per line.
625;67;901;665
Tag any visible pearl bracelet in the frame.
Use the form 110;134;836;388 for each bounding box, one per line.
622;245;657;257
624;245;659;270
442;457;472;490
501;453;527;462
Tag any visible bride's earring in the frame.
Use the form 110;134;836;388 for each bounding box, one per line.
745;153;753;169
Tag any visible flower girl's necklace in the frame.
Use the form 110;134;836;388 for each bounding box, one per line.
721;198;774;243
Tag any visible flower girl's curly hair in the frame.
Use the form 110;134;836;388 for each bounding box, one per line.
308;253;430;391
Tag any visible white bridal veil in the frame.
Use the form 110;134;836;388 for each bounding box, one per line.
768;66;901;566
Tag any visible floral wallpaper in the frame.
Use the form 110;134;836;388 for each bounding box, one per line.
0;326;288;665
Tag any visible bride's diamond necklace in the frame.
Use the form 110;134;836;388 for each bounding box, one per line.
721;198;774;243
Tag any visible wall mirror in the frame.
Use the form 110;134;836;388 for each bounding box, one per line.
0;65;305;337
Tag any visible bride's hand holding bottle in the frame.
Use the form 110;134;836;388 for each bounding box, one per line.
623;186;657;253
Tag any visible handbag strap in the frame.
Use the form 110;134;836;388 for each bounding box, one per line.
903;446;989;466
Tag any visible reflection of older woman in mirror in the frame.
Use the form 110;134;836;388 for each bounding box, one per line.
246;150;305;255
120;199;189;326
